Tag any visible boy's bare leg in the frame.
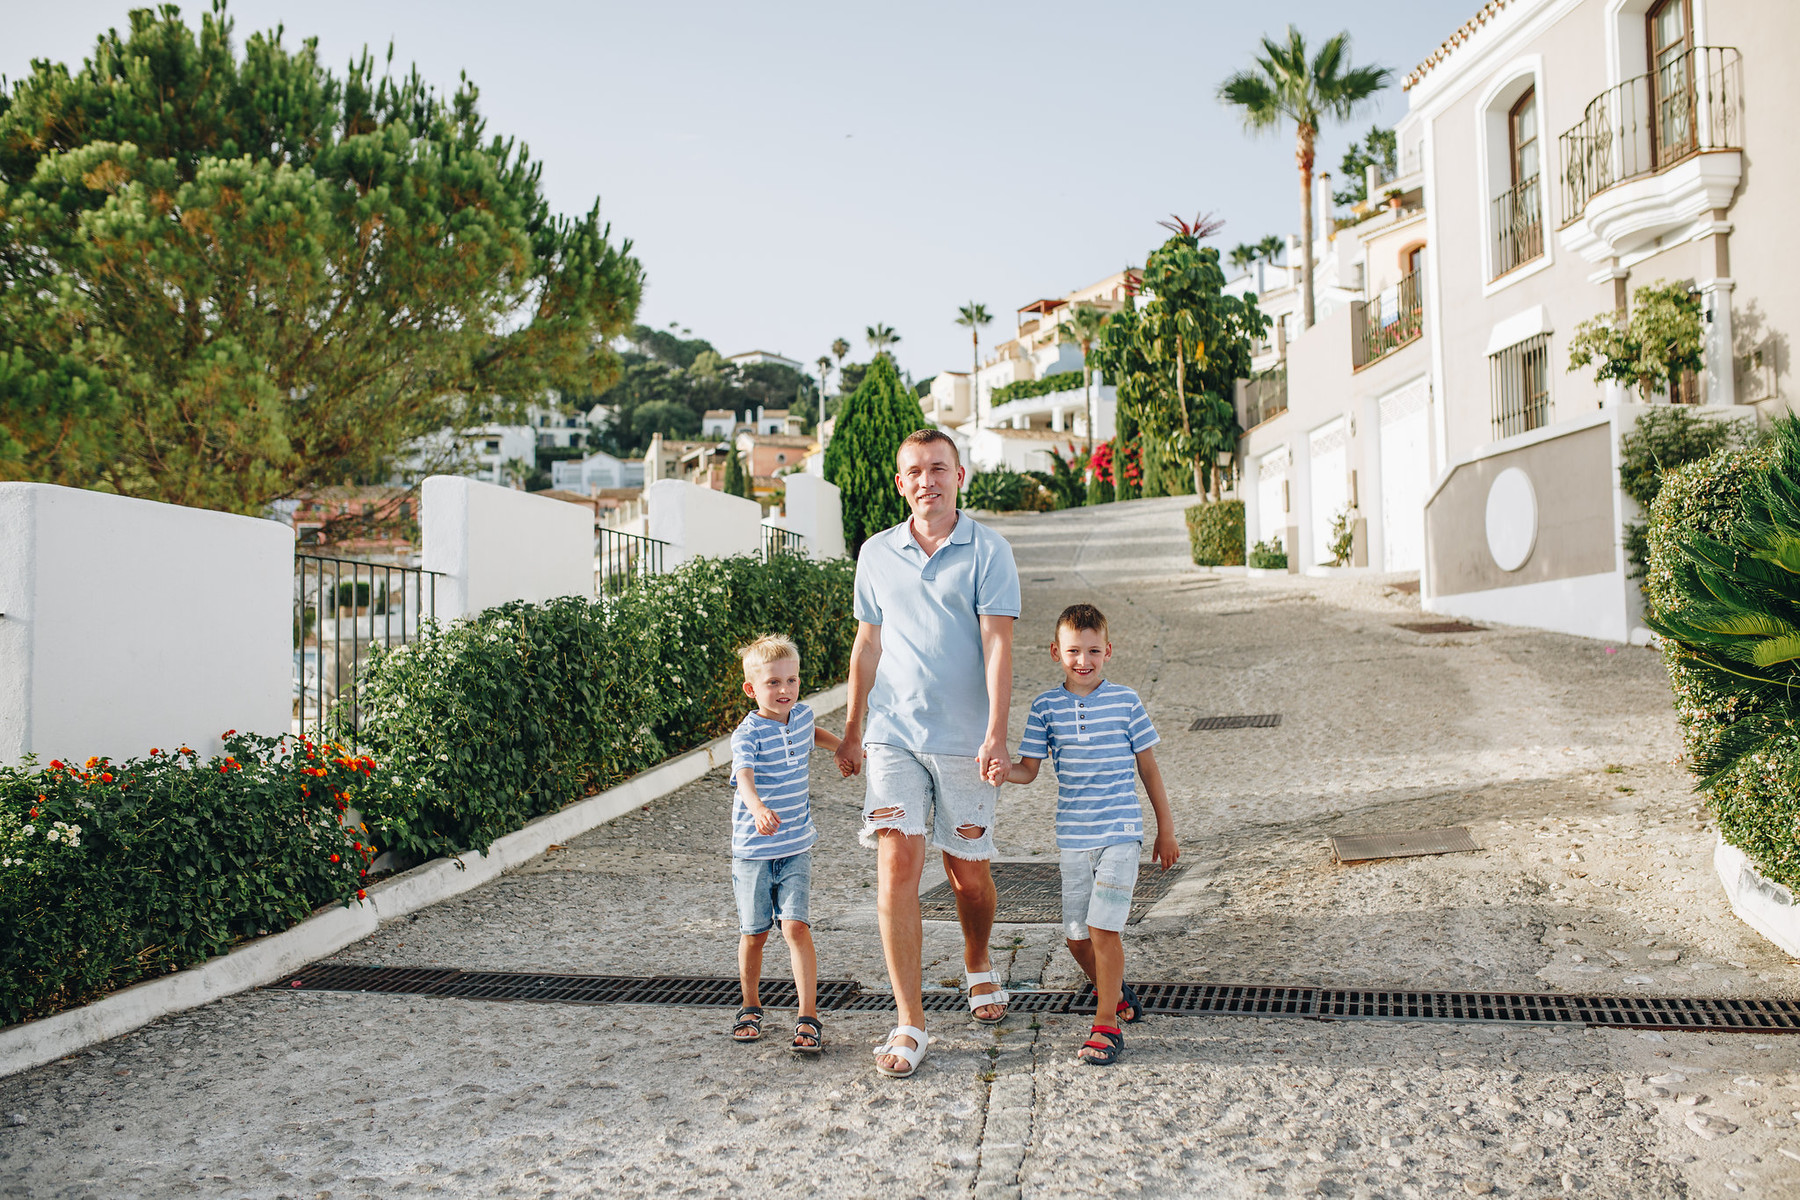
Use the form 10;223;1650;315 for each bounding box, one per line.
876;830;927;1071
781;919;818;1019
738;931;770;1009
944;852;1004;1020
1066;929;1126;1049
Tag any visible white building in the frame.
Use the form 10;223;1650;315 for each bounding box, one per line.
726;350;806;372
551;450;646;492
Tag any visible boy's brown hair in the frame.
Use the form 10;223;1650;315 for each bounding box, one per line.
739;633;800;673
897;427;960;467
1054;603;1108;643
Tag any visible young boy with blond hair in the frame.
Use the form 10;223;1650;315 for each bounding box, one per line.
728;633;842;1054
1006;603;1178;1066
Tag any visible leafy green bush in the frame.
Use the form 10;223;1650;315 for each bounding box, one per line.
1186;500;1246;567
1328;506;1357;567
0;736;374;1023
1643;423;1797;888
963;469;1052;513
354;554;855;862
991;372;1085;406
1619;406;1745;578
823;355;929;554
1249;537;1287;570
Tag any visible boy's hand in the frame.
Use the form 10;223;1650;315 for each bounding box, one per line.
835;733;863;778
977;734;1008;786
1151;830;1180;871
749;801;780;837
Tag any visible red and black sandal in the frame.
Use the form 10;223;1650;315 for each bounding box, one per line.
1078;1024;1123;1066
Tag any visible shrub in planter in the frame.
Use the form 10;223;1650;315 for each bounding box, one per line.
963;469;1052;513
1249;537;1287;570
1186;500;1246;567
0;736;375;1024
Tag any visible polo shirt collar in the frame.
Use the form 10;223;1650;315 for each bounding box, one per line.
899;510;972;554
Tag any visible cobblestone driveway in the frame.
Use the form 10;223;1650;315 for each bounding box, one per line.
5;497;1799;1199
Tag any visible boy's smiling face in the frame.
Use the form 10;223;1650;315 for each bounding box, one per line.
1051;625;1111;693
743;655;801;720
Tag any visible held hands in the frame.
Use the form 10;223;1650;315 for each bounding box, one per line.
748;800;781;837
834;733;863;778
1152;829;1180;872
977;735;1008;786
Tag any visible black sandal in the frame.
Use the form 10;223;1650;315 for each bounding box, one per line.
1079;1024;1123;1066
789;1015;823;1056
732;1005;763;1042
1116;982;1144;1024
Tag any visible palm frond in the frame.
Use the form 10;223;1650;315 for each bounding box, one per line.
1749;632;1800;668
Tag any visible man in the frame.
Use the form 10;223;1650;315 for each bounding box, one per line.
835;428;1020;1078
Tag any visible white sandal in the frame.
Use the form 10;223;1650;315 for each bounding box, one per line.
965;969;1011;1025
873;1025;929;1078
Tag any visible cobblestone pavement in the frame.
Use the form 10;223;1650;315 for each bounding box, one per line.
6;496;1800;1199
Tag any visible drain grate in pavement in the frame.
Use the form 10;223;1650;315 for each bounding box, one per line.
917;861;1188;924
271;968;1800;1032
1190;713;1282;731
1397;620;1484;634
1330;827;1481;864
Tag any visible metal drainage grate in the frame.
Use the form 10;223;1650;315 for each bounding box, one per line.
1190;713;1282;731
1331;827;1481;864
271;968;1800;1033
1397;621;1484;635
918;861;1188;924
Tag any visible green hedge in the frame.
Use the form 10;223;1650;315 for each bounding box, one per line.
992;371;1085;406
1643;436;1800;889
963;469;1053;513
1186;500;1246;567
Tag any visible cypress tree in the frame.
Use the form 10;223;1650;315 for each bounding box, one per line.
823;355;929;555
722;440;752;498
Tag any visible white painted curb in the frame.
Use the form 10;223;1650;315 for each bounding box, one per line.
1714;834;1800;958
0;684;848;1079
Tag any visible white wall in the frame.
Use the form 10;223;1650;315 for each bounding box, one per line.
421;476;595;621
774;475;846;560
644;479;763;566
0;484;293;763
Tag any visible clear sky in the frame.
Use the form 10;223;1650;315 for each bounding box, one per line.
6;0;1474;385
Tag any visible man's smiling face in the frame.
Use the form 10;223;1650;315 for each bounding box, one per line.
895;439;963;522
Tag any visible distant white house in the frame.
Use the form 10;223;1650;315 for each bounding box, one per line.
726;350;806;372
551;450;646;492
702;406;804;438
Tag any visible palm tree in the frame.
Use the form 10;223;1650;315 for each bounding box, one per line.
1218;28;1390;329
954;302;993;429
830;337;850;381
814;354;833;419
865;323;899;357
1055;303;1109;456
1228;244;1259;275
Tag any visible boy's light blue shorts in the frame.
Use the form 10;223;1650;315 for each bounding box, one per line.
731;850;812;936
1060;841;1140;939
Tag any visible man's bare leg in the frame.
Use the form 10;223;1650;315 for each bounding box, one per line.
944;849;1004;1021
875;829;927;1072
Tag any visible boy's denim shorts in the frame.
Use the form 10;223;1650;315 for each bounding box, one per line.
731;850;812;936
858;742;998;860
1060;842;1140;939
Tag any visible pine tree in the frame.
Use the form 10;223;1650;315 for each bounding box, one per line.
721;440;752;499
823;355;929;554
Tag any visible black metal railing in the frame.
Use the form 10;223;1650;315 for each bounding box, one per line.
595;527;668;595
1491;174;1543;278
1351;270;1424;369
1242;368;1288;429
294;554;443;737
1559;46;1741;223
1490;333;1551;441
762;526;806;561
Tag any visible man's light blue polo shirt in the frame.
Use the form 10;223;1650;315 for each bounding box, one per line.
853;510;1021;757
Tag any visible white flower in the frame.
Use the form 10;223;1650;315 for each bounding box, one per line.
19;825;33;837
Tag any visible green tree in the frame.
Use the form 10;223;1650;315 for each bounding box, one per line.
1055;303;1110;456
1228;244;1259;273
0;6;642;514
823;355;928;554
1333;126;1398;206
865;324;900;356
1568;280;1707;401
1256;234;1286;266
954;302;992;428
1218;27;1390;329
721;439;752;499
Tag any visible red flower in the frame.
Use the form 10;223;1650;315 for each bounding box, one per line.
149;749;161;756
330;853;340;863
99;772;113;783
223;730;236;737
356;889;366;900
48;760;63;770
301;767;326;777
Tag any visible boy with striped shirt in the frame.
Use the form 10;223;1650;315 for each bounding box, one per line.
1006;604;1179;1066
728;635;842;1054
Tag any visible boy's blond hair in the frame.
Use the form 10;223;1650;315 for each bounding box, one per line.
739;633;800;673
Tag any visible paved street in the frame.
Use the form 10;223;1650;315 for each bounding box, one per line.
5;495;1800;1199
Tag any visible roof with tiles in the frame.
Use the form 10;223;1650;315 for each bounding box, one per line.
1403;0;1517;91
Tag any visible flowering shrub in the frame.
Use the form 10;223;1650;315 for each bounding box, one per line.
353;553;855;862
0;736;375;1024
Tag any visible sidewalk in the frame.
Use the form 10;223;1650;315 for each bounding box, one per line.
3;496;1797;1199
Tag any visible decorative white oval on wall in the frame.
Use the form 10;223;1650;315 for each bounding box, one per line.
1485;467;1538;572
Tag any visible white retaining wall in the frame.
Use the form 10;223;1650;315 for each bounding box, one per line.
421;476;595;621
772;475;846;560
645;479;762;566
0;483;293;763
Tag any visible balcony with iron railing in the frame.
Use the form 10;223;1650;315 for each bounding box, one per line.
1491;174;1543;279
1242;368;1288;430
1351;270;1424;369
1558;46;1741;225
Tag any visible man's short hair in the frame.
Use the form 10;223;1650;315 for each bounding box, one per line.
1054;603;1108;643
896;427;960;468
739;633;800;672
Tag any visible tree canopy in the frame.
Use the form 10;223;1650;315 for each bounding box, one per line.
822;354;927;554
0;3;644;514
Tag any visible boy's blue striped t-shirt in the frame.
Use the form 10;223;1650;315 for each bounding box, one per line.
729;702;818;860
1017;681;1159;850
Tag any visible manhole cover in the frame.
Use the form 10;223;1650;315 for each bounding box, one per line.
1397;621;1484;634
1190;713;1282;731
1330;827;1481;864
918;860;1188;924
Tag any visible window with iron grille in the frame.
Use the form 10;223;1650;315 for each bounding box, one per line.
1490;334;1551;440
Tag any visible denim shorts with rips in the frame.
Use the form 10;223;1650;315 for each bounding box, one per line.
858;742;998;859
1060;841;1140;939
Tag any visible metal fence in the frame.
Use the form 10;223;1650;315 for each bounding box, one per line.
595;527;669;595
762;526;806;561
1491;174;1543;279
1351;270;1424;369
1559;45;1741;223
1490;333;1551;441
1242;368;1288;430
294;554;443;736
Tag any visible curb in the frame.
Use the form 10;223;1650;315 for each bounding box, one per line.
1714;834;1800;958
0;684;848;1080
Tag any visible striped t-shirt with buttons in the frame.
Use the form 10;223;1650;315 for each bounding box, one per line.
729;702;818;860
1017;681;1160;851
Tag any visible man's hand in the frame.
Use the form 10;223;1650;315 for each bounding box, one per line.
749;800;780;837
1151;830;1180;872
835;733;864;778
977;734;1008;786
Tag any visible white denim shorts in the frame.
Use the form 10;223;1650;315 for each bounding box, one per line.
859;743;998;860
1060;841;1141;939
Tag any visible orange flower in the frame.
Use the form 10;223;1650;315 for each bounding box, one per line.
302;767;326;777
149;748;161;755
356;889;366;900
99;772;113;783
48;760;63;770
